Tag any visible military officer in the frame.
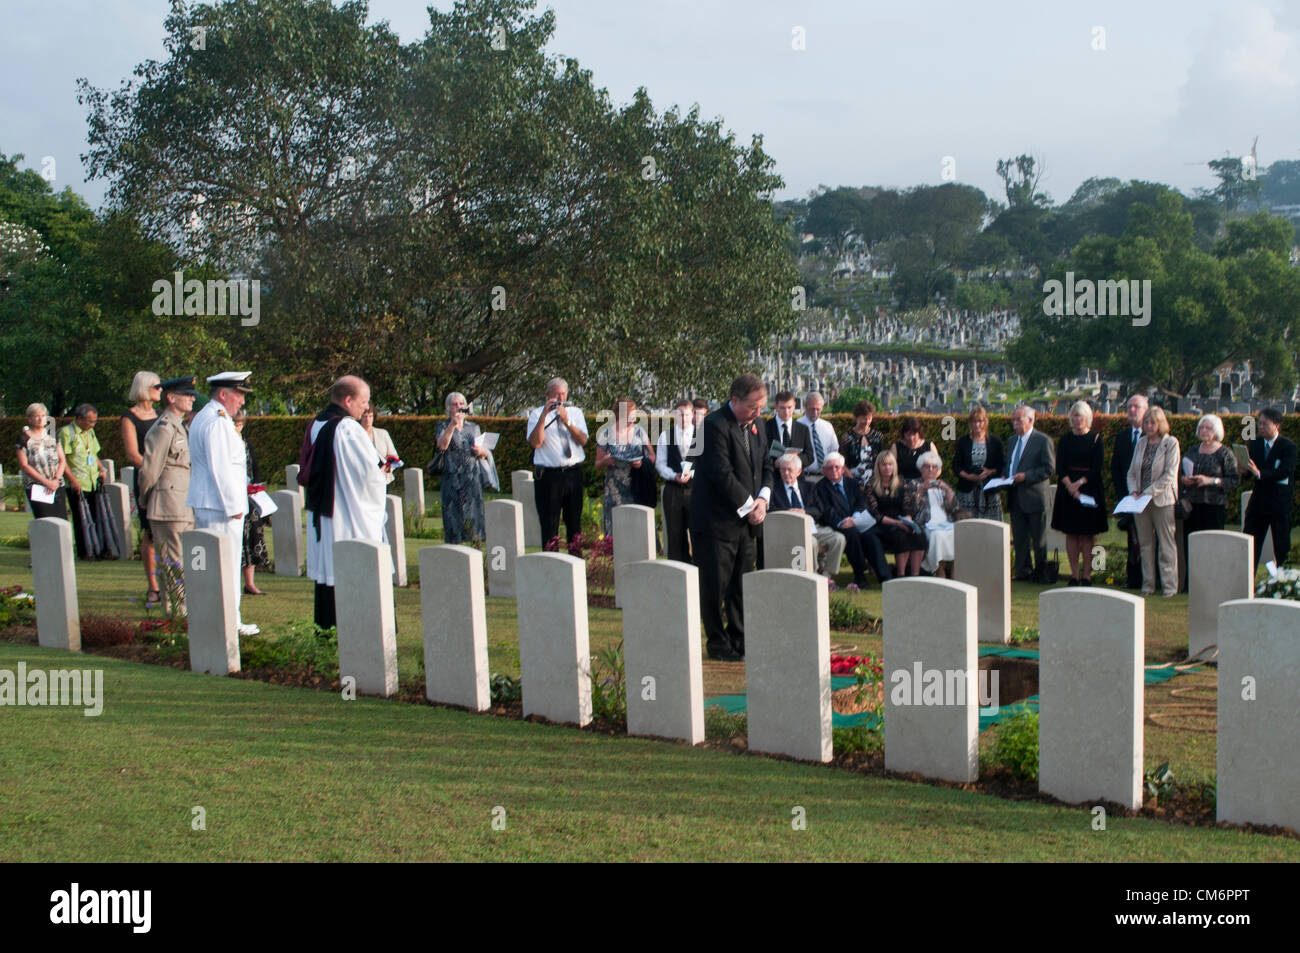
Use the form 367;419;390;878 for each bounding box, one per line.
186;371;259;636
137;375;198;610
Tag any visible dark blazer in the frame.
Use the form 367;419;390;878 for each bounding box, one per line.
764;415;813;469
1245;435;1298;517
952;434;1004;493
769;477;816;515
1111;425;1142;506
689;402;774;540
1003;429;1054;513
810;474;870;530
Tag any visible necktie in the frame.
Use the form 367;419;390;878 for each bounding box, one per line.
790;485;802;509
836;482;847;503
1132;428;1139;447
813;424;825;469
782;422;790;447
553;412;571;459
1265;439;1273;459
1010;436;1024;475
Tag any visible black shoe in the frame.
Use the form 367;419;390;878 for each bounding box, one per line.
1013;572;1033;582
1067;577;1080;587
852;574;871;589
707;645;742;662
1080;578;1092;586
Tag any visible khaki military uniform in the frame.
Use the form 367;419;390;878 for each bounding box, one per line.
138;408;193;605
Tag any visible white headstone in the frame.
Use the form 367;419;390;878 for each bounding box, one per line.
421;544;490;710
744;568;832;762
102;458;116;485
622;560;704;744
1217;598;1300;830
121;465;136;511
404;467;425;516
516;552;591;726
104;482;134;559
1043;485;1066;554
953;519;1011;644
333;538;398;697
511;470;541;549
182;528;240;675
485;499;524;598
882;577;978;782
1038;589;1144;809
385;494;407;587
285;463;304;504
1239;490;1275;565
762;510;816;572
612;504;655;608
30;517;80;651
269;489;304;576
1188;530;1254;658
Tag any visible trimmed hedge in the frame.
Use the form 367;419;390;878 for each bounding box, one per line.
3;411;1292;522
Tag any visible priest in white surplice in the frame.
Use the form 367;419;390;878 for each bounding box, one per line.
302;376;390;630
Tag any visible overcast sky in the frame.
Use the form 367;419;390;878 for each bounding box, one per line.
3;0;1297;208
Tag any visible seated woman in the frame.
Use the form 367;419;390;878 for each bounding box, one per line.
865;448;926;577
908;451;963;577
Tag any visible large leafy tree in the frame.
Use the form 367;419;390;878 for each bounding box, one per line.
80;0;796;412
1008;190;1300;398
0;154;229;415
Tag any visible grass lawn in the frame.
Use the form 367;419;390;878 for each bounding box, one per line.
1;508;1293;860
1;641;1296;862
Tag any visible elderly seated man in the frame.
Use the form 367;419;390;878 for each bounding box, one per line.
906;450;964;577
768;452;844;579
807;452;894;588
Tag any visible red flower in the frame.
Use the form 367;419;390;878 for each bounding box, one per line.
750;424;758;435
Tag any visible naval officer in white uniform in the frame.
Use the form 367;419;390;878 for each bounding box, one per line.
187;371;259;636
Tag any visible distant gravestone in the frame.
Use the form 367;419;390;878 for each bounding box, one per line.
285;464;304;504
404;468;425;516
1217;598;1300;830
102;459;116;485
1188;530;1253;658
953;519;1010;644
269;489;304;576
104;482;134;559
622;560;704;744
30;517;80;651
182;528;240;676
882;577;978;782
511;470;541;549
1043;485;1066;555
121;465;137;512
385;494;407;587
484;499;524;598
421;545;489;711
516;552;592;726
1038;589;1144;809
744;568;832;762
612;504;655;608
333;538;398;697
762;510;816;573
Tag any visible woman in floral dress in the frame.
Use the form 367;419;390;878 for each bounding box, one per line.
435;392;488;544
594;397;655;537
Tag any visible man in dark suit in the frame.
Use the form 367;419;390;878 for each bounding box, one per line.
1003;405;1055;582
809;452;893;588
1243;407;1297;569
689;373;774;661
764;390;814;469
1111;394;1149;589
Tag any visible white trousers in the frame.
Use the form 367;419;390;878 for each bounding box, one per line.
194;508;243;626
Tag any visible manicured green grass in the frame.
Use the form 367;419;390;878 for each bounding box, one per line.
1;642;1295;862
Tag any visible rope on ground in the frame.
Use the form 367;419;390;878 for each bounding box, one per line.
1145;644;1218;672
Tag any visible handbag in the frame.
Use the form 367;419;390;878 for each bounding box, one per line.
1176;496;1193;520
426;451;445;476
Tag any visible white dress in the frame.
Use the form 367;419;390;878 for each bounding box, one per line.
306;417;389;586
922;487;956;572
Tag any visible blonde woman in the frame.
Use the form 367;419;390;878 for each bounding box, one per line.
865;448;924;576
122;371;162;602
1050;400;1107;585
15;403;67;518
1126;406;1180;597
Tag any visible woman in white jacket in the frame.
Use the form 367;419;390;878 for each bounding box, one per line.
1126;405;1181;597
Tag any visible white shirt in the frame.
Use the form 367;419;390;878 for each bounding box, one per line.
655;424;698;481
526;405;588;468
798;415;838;473
305;417;389;587
185;399;247;517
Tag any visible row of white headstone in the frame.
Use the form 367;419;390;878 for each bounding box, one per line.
26;493;1298;832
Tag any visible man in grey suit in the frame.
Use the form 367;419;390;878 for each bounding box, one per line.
1003;405;1055;582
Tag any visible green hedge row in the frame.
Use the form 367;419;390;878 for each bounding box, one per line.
4;411;1292;522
